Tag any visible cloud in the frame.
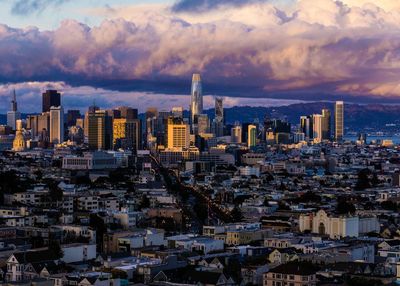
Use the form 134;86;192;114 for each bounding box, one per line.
1;0;400;100
171;0;266;12
0;81;304;113
8;0;70;15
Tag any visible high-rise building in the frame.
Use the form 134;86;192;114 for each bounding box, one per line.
7;90;21;131
321;109;331;140
42;90;61;113
67;110;81;127
38;112;50;136
84;104;100;140
113;118;141;151
312;114;322;143
231;124;242;144
190;73;203;129
248;124;257;148
300;115;313;140
212;97;224;137
50;106;64;145
118;106;138;120
195;114;209;135
88;110;113;150
167;118;190;149
172;107;184;119
335;101;344;141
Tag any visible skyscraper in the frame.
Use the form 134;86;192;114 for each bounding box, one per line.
7;90;21;131
167;117;190;149
88;110;113;150
231;124;242;144
321;109;331;140
42;90;61;113
300;115;313;140
335;101;344;141
50;106;64;145
248;124;257;148
312;114;322;143
213;97;224;137
67;110;81;127
113;118;141;151
118;106;138;120
190;73;203;129
195;114;209;135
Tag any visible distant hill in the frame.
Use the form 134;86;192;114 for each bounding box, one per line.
2;103;400;131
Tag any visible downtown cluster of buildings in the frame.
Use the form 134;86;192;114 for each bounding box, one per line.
2;75;400;286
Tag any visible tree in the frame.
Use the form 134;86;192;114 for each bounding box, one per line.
48;240;63;259
194;201;208;223
336;200;356;215
355;169;371;190
230;206;243;222
90;214;107;252
139;195;150;209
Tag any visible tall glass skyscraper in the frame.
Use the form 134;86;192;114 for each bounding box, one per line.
335;101;344;141
190;73;203;128
7;90;21;131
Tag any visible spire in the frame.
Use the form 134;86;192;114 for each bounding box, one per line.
10;89;17;112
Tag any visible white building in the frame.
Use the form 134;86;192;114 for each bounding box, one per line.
61;243;96;263
50;106;64;145
299;210;358;239
62;151;117;170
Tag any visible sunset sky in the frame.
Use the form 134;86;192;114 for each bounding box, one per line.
1;0;400;112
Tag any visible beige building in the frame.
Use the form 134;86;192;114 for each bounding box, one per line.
226;229;265;246
264;262;317;286
167;120;190;149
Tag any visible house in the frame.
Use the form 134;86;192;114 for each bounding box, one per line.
263;262;318;286
268;248;300;265
152;267;236;286
5;250;59;282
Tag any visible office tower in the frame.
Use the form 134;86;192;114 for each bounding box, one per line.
190;73;203;129
12;120;25;152
312;114;322;143
67;110;81;127
231;124;242;143
42;90;61;113
167;118;190;149
107;109;121;119
113;118;141;151
212;97;224;137
84;104;100;139
172;107;184;119
146;107;158;137
247;124;257;148
7;90;21;131
118;106;138;120
88;110;113;150
50;106;64;145
335;101;344;141
38;112;50;135
195;114;209;135
300;115;313;140
157;110;172;146
321;109;331;141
